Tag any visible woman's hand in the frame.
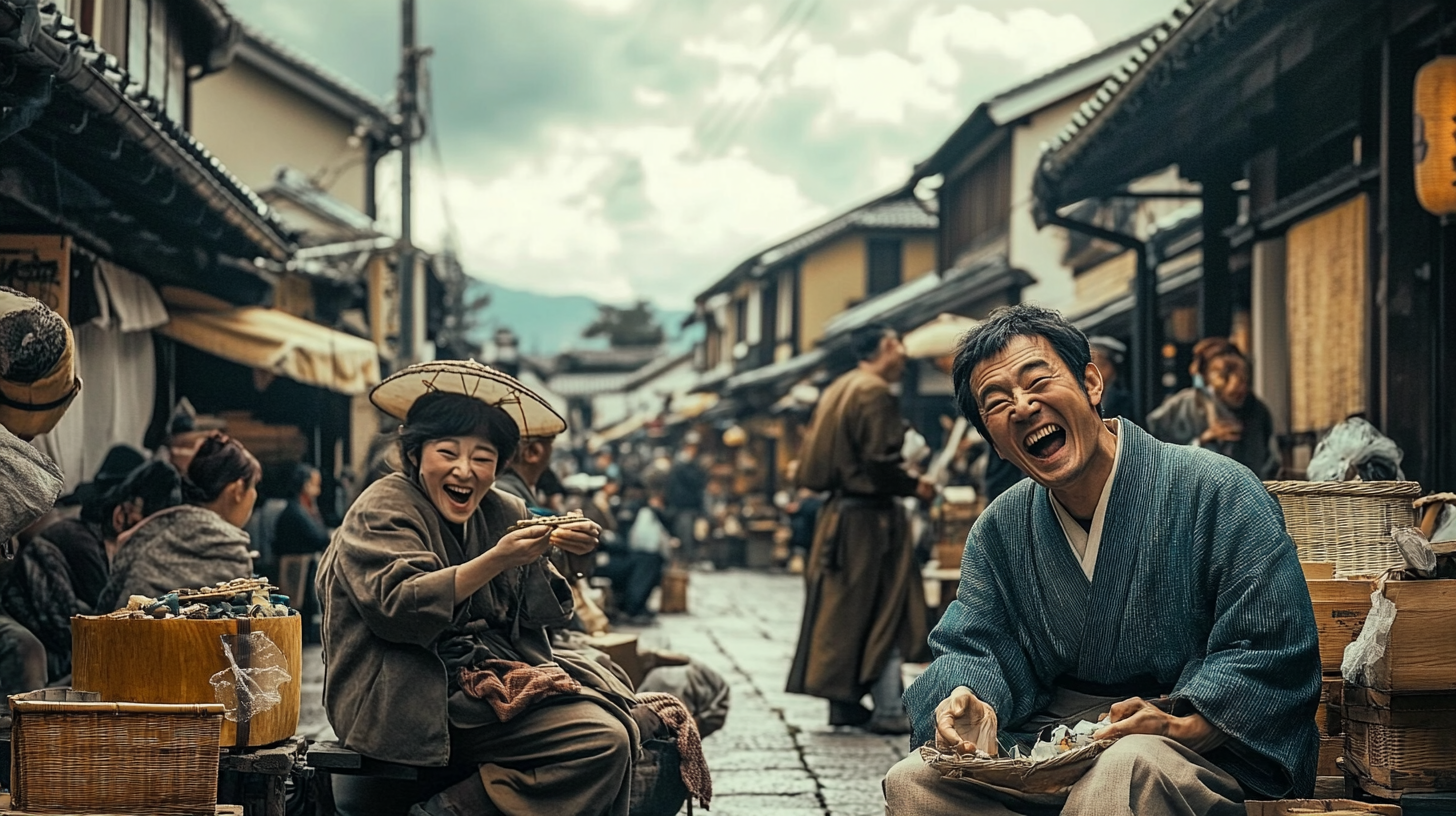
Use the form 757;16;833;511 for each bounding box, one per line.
491;524;555;568
549;519;602;555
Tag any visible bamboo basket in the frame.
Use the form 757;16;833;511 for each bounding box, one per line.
9;689;223;816
1264;481;1421;575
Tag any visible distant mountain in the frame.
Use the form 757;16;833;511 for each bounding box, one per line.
463;279;695;358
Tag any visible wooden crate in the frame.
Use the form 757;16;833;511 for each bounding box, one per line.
1245;801;1400;815
1344;685;1456;797
659;567;689;614
72;616;302;749
1366;581;1456;691
1308;578;1375;673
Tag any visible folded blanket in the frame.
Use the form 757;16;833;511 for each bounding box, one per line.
457;658;580;722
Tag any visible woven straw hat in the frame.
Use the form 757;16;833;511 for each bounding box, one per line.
0;287;81;440
370;359;567;438
903;313;979;360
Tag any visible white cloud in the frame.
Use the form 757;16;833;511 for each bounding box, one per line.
790;44;955;124
633;86;669;108
908;7;1097;77
565;0;639;15
382;126;823;306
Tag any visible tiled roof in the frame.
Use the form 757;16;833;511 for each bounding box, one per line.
697;189;937;301
819;256;1034;346
546;371;641;398
18;3;292;259
1033;0;1237;222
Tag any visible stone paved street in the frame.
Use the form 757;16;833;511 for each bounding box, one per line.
298;569;906;815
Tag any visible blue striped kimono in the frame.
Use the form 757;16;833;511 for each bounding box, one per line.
906;421;1321;798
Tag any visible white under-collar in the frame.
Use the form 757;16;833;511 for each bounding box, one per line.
1048;419;1123;581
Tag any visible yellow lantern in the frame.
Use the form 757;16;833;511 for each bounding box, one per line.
1413;56;1456;216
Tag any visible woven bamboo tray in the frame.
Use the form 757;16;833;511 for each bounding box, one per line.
1265;481;1421;575
920;740;1115;805
9;689;224;816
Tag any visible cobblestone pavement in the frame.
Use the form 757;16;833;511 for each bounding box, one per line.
298;569;906;816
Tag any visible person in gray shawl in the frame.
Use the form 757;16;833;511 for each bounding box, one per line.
96;432;257;611
884;305;1319;815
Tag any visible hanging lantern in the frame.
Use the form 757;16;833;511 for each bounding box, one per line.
1413;56;1456;216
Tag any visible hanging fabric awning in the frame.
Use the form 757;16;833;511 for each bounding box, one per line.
158;307;382;396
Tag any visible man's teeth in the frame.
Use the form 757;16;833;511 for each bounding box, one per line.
1024;424;1062;449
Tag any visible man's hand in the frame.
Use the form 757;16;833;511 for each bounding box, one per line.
1093;697;1223;753
934;686;998;755
915;476;938;502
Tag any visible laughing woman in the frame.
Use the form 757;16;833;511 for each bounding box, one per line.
318;362;632;816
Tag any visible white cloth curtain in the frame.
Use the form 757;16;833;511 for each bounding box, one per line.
31;261;166;492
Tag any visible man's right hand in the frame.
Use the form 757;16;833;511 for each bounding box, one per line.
934;686;998;755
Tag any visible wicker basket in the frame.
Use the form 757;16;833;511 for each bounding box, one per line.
1264;481;1421;576
9;688;224;816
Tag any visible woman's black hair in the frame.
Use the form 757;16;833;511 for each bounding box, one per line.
100;460;184;538
951;304;1093;440
397;391;520;480
184;431;262;504
288;463;319;498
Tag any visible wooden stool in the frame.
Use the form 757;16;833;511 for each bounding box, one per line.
218;735;306;816
307;740;423;816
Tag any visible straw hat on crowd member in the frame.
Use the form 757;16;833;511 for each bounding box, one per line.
370;359;567;439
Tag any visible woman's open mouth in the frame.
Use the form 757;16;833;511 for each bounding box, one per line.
1023;424;1067;461
442;484;474;507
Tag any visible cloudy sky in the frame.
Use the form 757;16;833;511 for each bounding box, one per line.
231;0;1175;309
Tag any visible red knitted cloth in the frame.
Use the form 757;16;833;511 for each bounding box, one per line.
637;691;713;809
457;659;580;722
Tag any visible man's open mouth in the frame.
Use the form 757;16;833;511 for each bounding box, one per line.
1023;424;1067;460
443;485;473;504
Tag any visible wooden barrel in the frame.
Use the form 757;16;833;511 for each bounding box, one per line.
72;615;302;748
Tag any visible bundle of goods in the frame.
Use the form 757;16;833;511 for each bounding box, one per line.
9;689;225;816
73;579;302;749
1341;522;1456;800
104;577;295;620
933;486;982;568
920;721;1114;805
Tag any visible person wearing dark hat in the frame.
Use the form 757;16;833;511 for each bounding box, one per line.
318;361;637;816
0;286;79;694
29;445;147;600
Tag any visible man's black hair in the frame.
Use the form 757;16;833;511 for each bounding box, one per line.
398;391;520;479
951;304;1094;440
849;323;895;363
288;463;319;498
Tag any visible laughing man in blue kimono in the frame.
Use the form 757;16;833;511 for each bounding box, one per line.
884;305;1320;816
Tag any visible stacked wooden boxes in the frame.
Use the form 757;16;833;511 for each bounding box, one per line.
933;487;983;568
1344;578;1456;799
1304;562;1373;779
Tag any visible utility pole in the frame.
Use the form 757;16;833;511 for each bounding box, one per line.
396;0;419;364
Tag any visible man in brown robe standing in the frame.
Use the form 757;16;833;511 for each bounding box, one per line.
787;323;935;733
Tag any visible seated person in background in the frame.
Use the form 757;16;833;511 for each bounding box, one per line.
884;305;1320;816
318;368;634;816
596;490;670;626
96;432;258;610
271;463;331;642
1147;337;1279;478
5;456;180;680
